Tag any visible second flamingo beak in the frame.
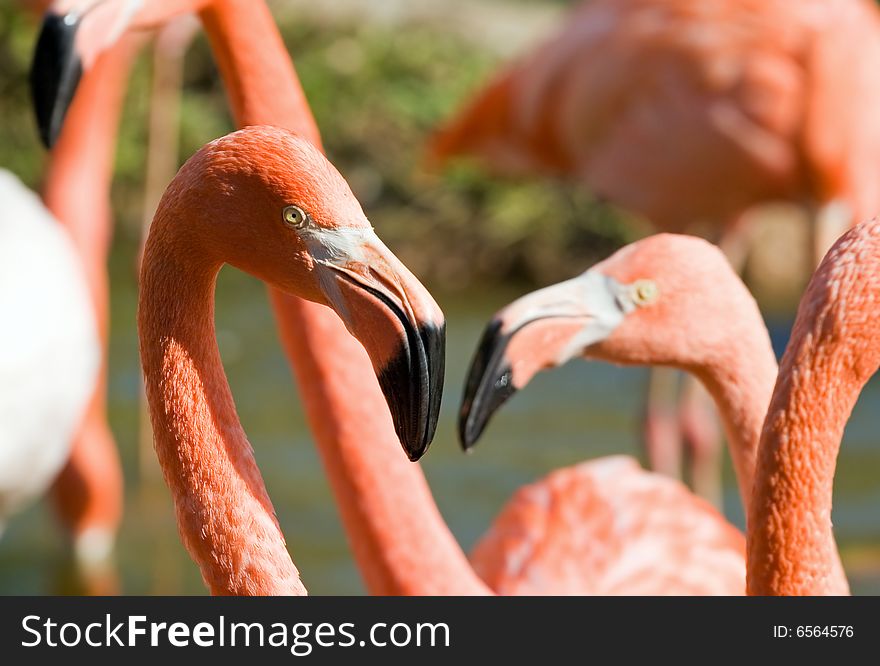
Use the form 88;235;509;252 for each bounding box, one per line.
459;271;630;450
314;234;445;462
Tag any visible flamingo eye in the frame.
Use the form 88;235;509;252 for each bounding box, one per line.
631;279;659;306
282;205;309;229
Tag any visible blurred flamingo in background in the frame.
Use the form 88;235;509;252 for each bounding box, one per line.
0;169;98;553
748;219;880;595
39;40;138;594
430;0;880;509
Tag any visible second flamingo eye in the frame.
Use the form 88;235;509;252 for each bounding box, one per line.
631;279;659;306
282;205;310;229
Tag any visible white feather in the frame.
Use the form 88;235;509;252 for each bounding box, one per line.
0;169;99;526
300;223;377;266
301;224;381;326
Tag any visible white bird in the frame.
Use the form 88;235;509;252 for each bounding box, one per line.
0;169;99;536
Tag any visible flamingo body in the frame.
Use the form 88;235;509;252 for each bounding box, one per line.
472;456;745;595
432;0;880;228
0;169;99;532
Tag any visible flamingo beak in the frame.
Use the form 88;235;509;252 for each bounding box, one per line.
30;11;81;148
315;234;445;462
458;271;628;450
30;0;142;148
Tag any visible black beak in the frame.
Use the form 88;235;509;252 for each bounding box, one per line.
378;318;446;462
340;276;446;462
458;319;517;451
30;12;82;149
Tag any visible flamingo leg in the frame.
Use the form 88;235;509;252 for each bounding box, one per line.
679;375;723;509
641;366;683;481
810;200;851;269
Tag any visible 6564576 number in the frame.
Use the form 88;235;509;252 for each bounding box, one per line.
773;626;853;638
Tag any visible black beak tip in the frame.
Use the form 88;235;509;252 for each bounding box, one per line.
403;442;426;463
457;389;484;451
378;321;446;463
457;412;480;452
457;318;517;452
30;12;82;149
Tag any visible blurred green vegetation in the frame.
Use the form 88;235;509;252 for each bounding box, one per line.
0;2;637;292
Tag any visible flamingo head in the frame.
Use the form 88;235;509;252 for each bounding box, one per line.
30;0;203;147
458;234;757;449
150;126;446;461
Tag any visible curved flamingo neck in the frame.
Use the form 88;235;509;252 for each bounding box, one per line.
193;0;487;594
747;221;880;595
695;325;777;511
139;205;306;595
42;39;139;302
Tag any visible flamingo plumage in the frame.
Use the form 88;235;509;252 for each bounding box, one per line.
459;235;774;503
0;169;99;539
430;0;880;508
748;218;880;595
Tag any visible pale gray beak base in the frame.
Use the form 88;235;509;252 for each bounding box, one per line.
457;271;630;450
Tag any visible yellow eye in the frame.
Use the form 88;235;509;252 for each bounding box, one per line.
631;279;659;306
283;205;309;228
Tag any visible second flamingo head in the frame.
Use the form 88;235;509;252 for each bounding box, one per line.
459;233;767;449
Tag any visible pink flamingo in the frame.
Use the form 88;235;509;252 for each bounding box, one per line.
461;231;866;595
30;6;200;591
429;0;880;507
458;233;776;592
138;125;447;595
747;218;880;595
